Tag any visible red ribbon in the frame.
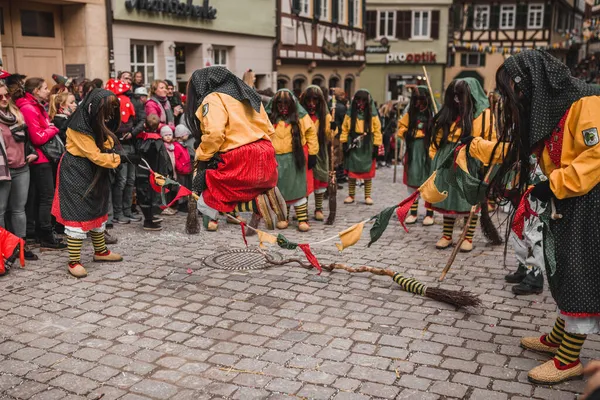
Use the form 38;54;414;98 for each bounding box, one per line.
396;191;421;233
298;243;322;274
161;185;192;210
240;221;248;248
511;187;539;240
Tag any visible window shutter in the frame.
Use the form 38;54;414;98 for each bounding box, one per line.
490;5;500;30
314;0;321;19
466;5;474;29
431;10;440;39
292;0;301;15
396;11;411;40
544;3;552;28
480;53;486;67
451;5;462;31
516;4;528;29
365;10;377;39
332;0;339;23
460;53;467;67
447;52;455;67
349;0;354;27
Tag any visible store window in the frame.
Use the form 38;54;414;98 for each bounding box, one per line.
175;46;186;75
320;0;328;20
528;4;544;29
500;5;516;30
473;5;490;30
460;53;486;68
20;10;55;37
130;43;155;84
213;47;227;67
412;11;430;39
378;11;395;38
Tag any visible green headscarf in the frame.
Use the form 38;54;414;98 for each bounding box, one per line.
346;88;379;119
303;85;330;115
265;89;308;122
410;85;441;113
458;78;489;119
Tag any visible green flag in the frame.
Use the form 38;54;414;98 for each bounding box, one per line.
368;206;396;247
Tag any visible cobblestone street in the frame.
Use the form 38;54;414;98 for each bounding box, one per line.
0;167;593;400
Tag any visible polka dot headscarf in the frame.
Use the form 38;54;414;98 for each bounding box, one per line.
68;88;118;137
105;79;135;123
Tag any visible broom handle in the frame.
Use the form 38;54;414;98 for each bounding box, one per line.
422;66;438;114
393;133;399;183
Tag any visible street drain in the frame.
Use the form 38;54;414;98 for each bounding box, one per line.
203;248;282;271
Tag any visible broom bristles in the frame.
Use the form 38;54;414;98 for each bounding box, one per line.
480;202;503;245
186;195;199;234
425;287;482;308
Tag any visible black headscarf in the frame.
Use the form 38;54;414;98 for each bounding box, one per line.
68;88;118;137
189;67;262;113
504;50;600;146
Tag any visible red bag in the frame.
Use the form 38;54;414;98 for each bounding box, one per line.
0;227;25;274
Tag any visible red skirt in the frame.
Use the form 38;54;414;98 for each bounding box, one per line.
347;160;376;180
314;179;328;190
203;140;279;213
305;146;314;197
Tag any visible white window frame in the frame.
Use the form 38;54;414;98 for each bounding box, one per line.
527;4;544;29
212;47;228;67
130;43;156;85
473;5;490;30
377;10;396;39
319;0;328;21
299;0;310;17
339;0;345;24
500;4;516;30
465;53;484;67
353;0;360;26
412;10;431;40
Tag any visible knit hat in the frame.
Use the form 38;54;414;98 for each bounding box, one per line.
160;125;173;138
52;74;73;87
134;87;148;96
174;124;191;138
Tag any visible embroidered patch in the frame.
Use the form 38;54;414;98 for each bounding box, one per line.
202;103;209;117
582;127;599;147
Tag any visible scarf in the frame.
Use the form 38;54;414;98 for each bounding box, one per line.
151;96;174;126
458;78;489;119
504;49;600;146
0;109;26;143
265;89;308;124
189;66;262;113
105;79;135;123
68;88;117;137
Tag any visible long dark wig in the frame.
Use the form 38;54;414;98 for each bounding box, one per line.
300;87;328;155
428;80;474;151
185;80;203;145
406;90;434;143
269;90;305;170
350;90;372;135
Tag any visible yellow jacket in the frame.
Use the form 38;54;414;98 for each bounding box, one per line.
271;114;319;156
470;97;600;199
397;113;425;140
340;115;383;146
195;92;274;162
66;128;121;169
429;108;496;159
311;113;335;142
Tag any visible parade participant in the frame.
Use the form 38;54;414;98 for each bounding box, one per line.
185;67;285;232
340;89;382;205
299;85;334;222
397;86;435;226
466;50;600;385
51;89;126;278
428;78;495;252
267;89;318;232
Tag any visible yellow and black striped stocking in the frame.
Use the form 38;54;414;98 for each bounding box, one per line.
410;198;419;216
442;216;456;239
234;200;256;213
465;215;479;241
425;207;434;217
314;192;324;211
348;179;356;198
364;179;372;199
546;317;566;345
295;203;309;223
90;231;108;255
67;236;83;265
555;331;587;365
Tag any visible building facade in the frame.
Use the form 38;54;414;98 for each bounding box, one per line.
276;0;366;97
446;0;585;92
111;0;276;91
0;0;109;84
361;0;452;105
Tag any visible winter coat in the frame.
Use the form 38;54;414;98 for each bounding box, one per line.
173;142;192;175
15;93;59;165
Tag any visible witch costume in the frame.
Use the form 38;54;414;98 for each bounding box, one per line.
266;89;319;232
468;50;600;384
51;89;124;278
190;67;286;232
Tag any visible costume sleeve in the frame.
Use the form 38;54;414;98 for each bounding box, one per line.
397;113;409;139
468;137;509;165
195;96;228;162
340;115;351;143
429;131;440;159
372;116;383;146
67;130;121;168
549;98;600;199
301;114;319;156
325;114;335;142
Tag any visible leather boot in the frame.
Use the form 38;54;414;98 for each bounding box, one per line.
512;271;544;295
505;263;528;283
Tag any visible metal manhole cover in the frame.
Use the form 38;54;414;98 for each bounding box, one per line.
203;248;283;270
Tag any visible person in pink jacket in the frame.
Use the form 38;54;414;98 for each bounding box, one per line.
145;80;175;131
15;78;65;249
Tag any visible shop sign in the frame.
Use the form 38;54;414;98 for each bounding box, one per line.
66;64;86;81
165;56;176;84
385;52;437;64
322;38;357;58
366;45;390;54
125;0;217;20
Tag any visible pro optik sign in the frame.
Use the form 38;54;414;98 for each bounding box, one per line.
125;0;217;20
385;52;437;64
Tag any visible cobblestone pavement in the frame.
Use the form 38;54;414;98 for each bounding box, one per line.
0;167;594;400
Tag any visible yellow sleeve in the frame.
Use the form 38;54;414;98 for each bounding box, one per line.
325;114;335;142
301;114;319;156
372;116;383;146
468;137;509;165
66;129;120;168
429;130;441;159
340;115;351;143
397;113;409;139
550;99;600;199
196;96;228;162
